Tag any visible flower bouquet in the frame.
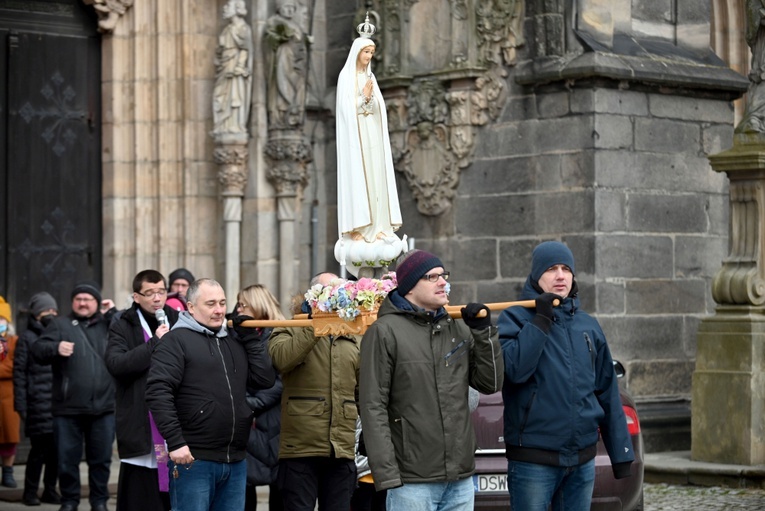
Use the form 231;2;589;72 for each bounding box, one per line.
304;272;397;336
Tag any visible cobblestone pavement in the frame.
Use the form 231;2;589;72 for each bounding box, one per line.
645;483;765;510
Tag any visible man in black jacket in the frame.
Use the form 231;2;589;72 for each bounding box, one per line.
32;281;117;511
146;278;275;511
105;270;179;511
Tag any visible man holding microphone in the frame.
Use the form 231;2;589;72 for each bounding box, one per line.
106;270;180;511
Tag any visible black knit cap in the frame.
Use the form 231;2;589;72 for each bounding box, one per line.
395;250;444;297
29;292;58;317
169;268;195;286
531;241;576;282
71;280;102;304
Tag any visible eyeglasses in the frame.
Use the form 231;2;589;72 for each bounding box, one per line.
421;272;450;283
137;288;167;298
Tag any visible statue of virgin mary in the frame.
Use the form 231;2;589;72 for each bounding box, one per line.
334;14;406;276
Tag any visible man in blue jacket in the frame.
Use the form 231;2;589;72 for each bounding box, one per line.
497;241;634;511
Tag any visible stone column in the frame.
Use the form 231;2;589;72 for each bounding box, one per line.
694;134;765;465
692;1;765;465
214;140;248;300
265;134;311;308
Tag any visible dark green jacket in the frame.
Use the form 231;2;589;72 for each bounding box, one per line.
268;326;360;460
359;291;504;491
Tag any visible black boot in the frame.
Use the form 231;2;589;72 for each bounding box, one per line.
2;465;17;488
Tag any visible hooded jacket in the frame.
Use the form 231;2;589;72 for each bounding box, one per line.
145;312;275;463
31;311;115;417
268;325;360;460
497;276;635;474
105;302;179;459
359;291;504;491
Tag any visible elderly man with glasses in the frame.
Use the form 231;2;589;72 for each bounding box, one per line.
359;250;504;511
105;270;180;511
32;281;117;511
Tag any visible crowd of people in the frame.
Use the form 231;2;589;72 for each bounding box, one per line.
0;242;635;511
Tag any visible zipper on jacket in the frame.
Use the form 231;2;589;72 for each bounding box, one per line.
519;391;537;446
215;337;236;463
583;332;595;370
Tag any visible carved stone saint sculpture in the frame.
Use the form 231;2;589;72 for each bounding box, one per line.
738;0;765;133
265;0;309;130
334;14;407;277
213;0;253;137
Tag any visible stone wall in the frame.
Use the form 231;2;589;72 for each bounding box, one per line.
309;0;747;451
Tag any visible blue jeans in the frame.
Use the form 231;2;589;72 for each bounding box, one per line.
169;459;246;511
54;413;115;507
507;459;596;511
386;477;474;511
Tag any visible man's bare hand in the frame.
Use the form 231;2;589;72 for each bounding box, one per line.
155;324;170;339
58;341;74;357
169;445;194;465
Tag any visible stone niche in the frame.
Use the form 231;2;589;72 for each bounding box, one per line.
369;0;523;215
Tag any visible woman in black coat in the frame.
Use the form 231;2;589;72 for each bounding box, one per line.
232;284;285;511
12;292;61;505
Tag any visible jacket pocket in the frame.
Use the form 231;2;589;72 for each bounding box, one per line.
391;417;410;463
286;396;326;416
342;400;358;420
183;400;216;428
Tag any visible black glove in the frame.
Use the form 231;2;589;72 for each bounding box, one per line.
231;315;257;341
612;461;633;479
532;293;562;334
461;303;491;330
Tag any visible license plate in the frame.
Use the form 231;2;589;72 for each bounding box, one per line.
473;473;508;493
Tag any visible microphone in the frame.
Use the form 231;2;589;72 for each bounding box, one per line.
155;309;170;328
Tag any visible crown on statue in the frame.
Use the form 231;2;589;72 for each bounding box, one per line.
357;12;376;39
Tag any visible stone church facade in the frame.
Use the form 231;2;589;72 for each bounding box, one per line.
0;0;756;450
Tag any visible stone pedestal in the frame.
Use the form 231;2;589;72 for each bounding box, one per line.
693;309;765;464
693;136;765;465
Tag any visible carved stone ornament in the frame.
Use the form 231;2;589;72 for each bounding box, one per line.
264;136;312;195
214;144;249;196
81;0;134;33
369;0;522;215
710;175;765;305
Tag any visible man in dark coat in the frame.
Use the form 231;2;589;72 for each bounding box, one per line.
497;241;634;510
146;278;275;511
13;292;61;506
105;270;179;511
32;281;117;511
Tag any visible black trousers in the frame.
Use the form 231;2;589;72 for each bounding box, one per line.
350;481;387;511
245;482;284;511
277;457;356;511
23;432;58;498
115;463;170;511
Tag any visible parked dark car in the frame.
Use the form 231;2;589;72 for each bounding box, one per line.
471;361;644;510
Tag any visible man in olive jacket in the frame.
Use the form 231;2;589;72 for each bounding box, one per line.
268;272;360;511
359;250;504;510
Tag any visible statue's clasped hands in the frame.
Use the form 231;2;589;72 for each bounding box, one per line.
363;79;374;103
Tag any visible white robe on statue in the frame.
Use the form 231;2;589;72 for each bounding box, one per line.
335;37;402;243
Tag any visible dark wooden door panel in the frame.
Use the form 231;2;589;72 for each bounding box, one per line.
1;19;101;317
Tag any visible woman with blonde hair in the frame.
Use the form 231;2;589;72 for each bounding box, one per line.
232;284;284;511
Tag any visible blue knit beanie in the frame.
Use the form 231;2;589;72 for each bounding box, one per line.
531;241;576;282
395;250;444;296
